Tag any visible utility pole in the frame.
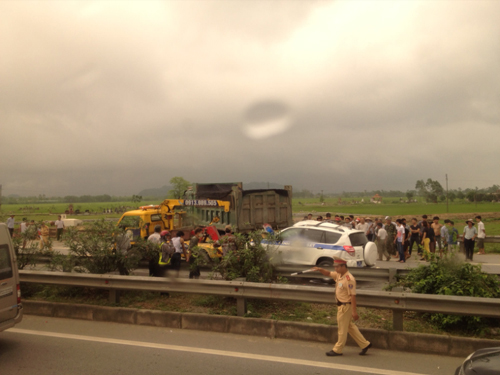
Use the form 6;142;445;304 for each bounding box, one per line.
0;184;2;212
446;174;449;213
475;187;478;209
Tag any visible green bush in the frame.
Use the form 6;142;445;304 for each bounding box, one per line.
62;219;141;274
206;231;276;283
388;254;500;333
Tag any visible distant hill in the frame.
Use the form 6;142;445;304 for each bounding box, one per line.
137;185;172;198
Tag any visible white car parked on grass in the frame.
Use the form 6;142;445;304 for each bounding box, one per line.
264;220;378;267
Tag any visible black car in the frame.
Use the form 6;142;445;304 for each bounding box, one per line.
455;347;500;375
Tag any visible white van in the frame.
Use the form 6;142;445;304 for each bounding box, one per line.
0;223;23;332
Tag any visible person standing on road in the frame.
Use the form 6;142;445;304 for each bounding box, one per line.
376;222;390;261
431;217;442;255
39;222;52;251
384;217;397;257
54;215;65;241
394;219;406;263
440;220;450;257
356;217;369;235
420;220;431;260
312;259;372;357
171;231;188;275
365;218;374;241
463;219;477;261
6;215;15;237
147;225;162;276
475;216;486;255
188;227;204;279
408;218;420;257
20;218;28;249
116;226;132;276
401;218;410;259
446;221;459;252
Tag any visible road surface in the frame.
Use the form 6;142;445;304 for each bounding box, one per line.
1;315;462;375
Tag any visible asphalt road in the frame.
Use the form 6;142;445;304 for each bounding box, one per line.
1;316;463;375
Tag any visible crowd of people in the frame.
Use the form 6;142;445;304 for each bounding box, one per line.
5;214;66;251
303;213;486;262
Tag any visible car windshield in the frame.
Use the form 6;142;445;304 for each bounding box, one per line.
120;215;142;228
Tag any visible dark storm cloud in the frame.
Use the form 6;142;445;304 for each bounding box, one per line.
1;1;499;196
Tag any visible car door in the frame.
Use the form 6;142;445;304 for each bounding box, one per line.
274;228;305;264
0;235;17;327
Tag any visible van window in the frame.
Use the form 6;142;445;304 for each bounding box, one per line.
0;244;13;280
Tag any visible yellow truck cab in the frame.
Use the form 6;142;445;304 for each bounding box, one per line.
117;199;230;242
0;223;23;333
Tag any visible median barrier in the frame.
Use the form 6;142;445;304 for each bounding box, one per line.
21;300;499;357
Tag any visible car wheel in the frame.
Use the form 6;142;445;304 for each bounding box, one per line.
317;260;333;267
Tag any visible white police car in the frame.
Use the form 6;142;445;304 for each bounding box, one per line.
264;220;378;267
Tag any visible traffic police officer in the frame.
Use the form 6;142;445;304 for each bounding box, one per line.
313;258;372;356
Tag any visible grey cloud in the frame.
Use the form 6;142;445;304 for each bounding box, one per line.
1;1;499;197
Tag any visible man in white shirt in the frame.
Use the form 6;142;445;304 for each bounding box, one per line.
54;215;65;241
20;218;28;249
376;222;390;261
475;215;486;255
356;217;369;234
6;215;15;237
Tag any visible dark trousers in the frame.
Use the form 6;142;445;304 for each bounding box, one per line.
171;253;182;271
429;240;436;253
189;255;200;279
397;241;405;262
464;239;475;261
409;237;419;255
56;228;64;241
8;228;14;237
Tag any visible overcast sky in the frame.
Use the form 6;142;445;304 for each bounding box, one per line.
1;0;499;196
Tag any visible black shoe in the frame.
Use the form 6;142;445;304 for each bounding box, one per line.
359;343;372;355
326;350;342;357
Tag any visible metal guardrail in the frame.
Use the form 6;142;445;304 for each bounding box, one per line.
18;270;500;331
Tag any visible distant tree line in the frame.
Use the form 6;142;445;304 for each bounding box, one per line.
2;194;143;205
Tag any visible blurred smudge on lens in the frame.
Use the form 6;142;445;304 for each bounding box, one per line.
242;100;292;139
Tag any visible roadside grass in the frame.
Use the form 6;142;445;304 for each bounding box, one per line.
293;197;500;216
20;284;500;340
0;201;158;222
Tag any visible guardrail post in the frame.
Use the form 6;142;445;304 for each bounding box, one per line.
392;309;404;331
237;298;247;316
234;278;247;316
109;290;120;304
389;268;397;284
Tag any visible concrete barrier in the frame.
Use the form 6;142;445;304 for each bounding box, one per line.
21;300;500;357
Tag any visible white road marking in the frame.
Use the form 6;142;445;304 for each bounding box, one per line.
10;328;428;375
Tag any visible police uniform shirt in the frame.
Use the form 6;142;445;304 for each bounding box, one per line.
329;271;356;303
